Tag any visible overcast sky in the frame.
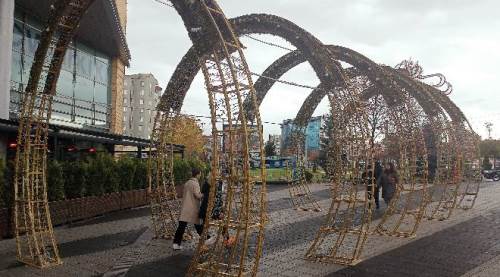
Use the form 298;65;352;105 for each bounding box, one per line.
125;0;500;139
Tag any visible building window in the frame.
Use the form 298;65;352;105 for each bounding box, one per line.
140;81;144;87
123;107;127;112
124;89;128;95
140;108;144;113
140;89;144;96
123;115;127;121
123;98;127;104
139;99;144;105
10;15;111;130
138;125;143;131
140;116;144;122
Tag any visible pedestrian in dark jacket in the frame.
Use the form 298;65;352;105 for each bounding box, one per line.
199;176;223;221
373;161;383;209
380;162;398;204
199;173;226;246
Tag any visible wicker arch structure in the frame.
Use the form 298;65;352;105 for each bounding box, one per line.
159;12;479;266
237;45;479;263
13;0;99;267
238;47;438;263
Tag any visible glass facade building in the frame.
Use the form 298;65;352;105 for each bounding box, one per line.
10;12;112;130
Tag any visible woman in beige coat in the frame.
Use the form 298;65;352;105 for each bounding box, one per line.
173;168;204;250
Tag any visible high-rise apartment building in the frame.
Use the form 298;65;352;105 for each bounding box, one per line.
123;74;162;139
281;115;325;160
268;134;282;156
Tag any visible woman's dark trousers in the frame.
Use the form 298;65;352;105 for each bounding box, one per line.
173;221;204;245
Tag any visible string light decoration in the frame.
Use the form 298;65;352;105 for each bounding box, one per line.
455;128;482;210
395;59;453;95
286;127;322;211
426;115;462;220
157;9;480;265
148;109;180;239
371;91;429;238
13;0;95;268
305;78;374;265
226;42;478;262
168;1;267;275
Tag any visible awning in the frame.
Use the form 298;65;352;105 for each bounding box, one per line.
0;118;185;152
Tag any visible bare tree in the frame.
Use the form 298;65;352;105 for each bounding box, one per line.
366;94;387;149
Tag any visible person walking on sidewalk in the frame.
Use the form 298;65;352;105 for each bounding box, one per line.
373;161;383;209
380;162;398;205
173;168;204;250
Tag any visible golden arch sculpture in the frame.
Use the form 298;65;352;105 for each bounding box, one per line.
154;12;480;268
13;0;97;267
13;0;480;274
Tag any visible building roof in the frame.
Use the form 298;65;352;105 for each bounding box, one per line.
16;0;131;65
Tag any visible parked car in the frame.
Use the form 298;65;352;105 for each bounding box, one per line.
482;169;500;181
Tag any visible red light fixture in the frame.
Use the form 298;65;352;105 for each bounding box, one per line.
88;147;96;153
67;145;77;152
8;142;17;149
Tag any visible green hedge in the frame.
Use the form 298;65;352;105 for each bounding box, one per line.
0;155;208;207
0;159;5;207
47;160;65;201
0;159;14;207
304;170;313;183
117;157;136;191
63;160;87;199
133;158;148;190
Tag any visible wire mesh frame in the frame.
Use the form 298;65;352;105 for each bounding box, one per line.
13;0;94;268
305;81;374;265
147;109;181;239
424;114;462;221
456;128;481;210
184;1;266;276
372;93;429;238
286;128;322;212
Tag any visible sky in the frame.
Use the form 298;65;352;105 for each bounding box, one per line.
125;0;500;139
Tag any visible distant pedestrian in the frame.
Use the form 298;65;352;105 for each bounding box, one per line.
373;161;383;209
380;162;398;205
172;168;204;250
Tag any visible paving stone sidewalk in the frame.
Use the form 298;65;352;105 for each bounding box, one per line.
1;181;500;276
